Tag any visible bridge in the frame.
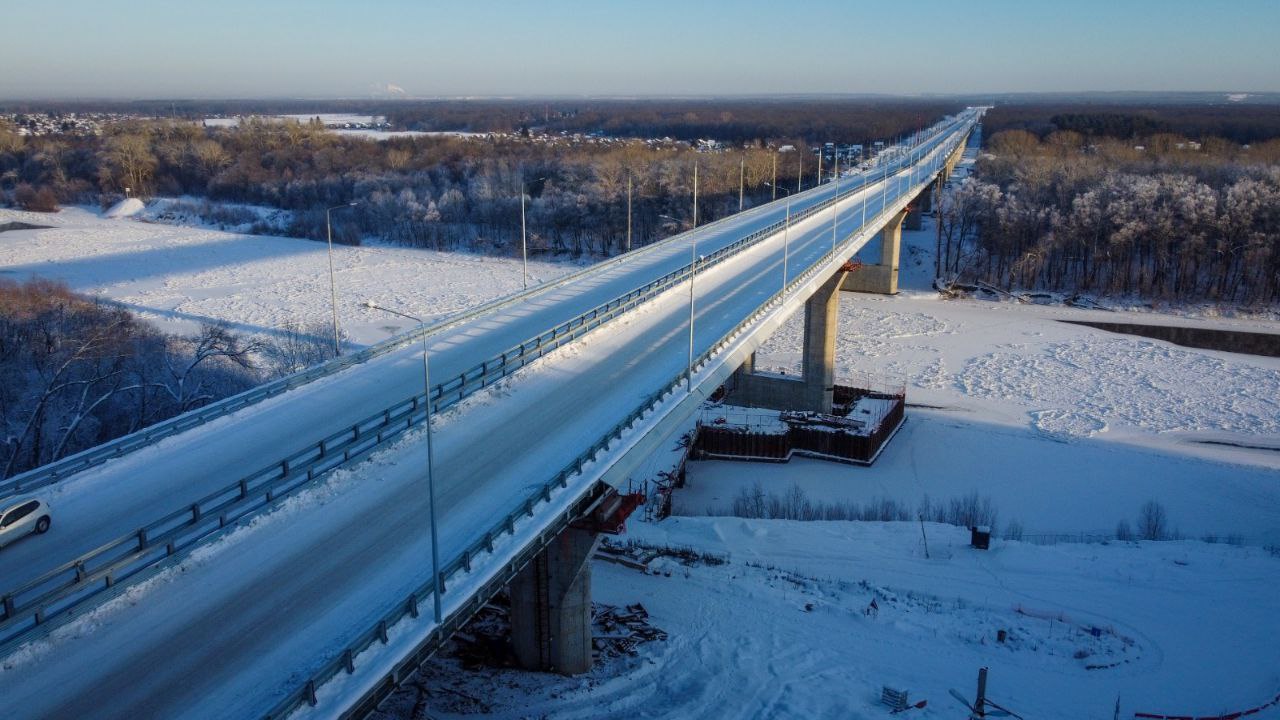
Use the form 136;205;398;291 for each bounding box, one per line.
0;109;980;719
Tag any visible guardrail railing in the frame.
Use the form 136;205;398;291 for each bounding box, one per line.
262;119;978;720
0;118;976;651
0;142;859;500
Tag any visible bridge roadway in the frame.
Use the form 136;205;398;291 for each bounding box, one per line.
0;112;969;595
0;114;976;718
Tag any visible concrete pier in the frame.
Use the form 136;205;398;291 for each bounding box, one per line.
842;207;907;295
509;526;599;675
730;269;849;413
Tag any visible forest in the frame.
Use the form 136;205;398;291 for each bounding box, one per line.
0;100;962;476
936;110;1280;305
0;278;339;478
0;99;958;258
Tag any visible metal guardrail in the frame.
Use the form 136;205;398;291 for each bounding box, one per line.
0;118;976;650
0;154;838;501
263;119;980;720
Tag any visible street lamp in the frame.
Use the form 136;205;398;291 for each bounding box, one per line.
363;300;443;624
626;174;633;253
773;185;793;293
687;251;704;394
521;176;548;291
325;201;360;356
738;158;745;212
831;153;840;255
692;161;699;229
771;152;777;201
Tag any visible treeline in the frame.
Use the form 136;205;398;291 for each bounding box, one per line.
0;279;336;478
981;103;1280;145
387;98;961;145
0;97;961;144
0;101;953;257
936;128;1280;304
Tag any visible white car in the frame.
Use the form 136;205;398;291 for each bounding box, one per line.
0;497;51;549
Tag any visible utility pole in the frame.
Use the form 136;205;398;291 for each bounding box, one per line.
817;151;822;187
626;175;632;253
797;152;803;194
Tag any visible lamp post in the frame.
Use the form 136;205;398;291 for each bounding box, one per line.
771;152;777;201
687;250;703;394
692;161;698;228
738;158;745;212
831;153;840;255
363;300;442;624
325;201;359;356
626;175;633;253
521;176;547;290
775;185;792;293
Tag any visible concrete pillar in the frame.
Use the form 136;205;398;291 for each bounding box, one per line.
905;201;923;231
841;207;906;295
800;270;844;412
729;270;847;414
919;181;935;213
879;207;904;274
509;526;599;675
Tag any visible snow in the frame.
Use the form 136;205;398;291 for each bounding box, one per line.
199;114;484;141
676;412;1280;542
673;132;1280;543
0;117;992;717
0;205;574;344
374;517;1280;720
102;197;144;218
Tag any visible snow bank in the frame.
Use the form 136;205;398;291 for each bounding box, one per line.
102;197;144;218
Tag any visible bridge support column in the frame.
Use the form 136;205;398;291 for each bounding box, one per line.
841;207;907;295
919;180;935;213
728;269;848;413
906;179;936;230
509;526;598;675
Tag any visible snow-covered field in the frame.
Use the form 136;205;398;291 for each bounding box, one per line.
677;141;1280;539
386;518;1280;720
201;114;483;140
3;122;1278;719
0;205;573;346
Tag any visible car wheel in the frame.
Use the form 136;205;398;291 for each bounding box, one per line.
35;516;51;534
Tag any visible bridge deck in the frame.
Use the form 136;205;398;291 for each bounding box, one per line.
0;114;978;719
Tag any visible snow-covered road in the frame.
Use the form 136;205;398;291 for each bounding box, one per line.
0;117;980;717
0;113;974;596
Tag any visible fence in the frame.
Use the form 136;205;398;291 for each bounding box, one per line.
0;117;978;656
263;116;980;720
695;394;905;465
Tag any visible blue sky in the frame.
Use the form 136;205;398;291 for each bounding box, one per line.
3;0;1276;98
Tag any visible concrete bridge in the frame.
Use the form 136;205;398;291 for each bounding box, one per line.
0;109;981;720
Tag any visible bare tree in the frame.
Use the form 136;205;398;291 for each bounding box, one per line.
156;323;261;412
1138;500;1168;541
